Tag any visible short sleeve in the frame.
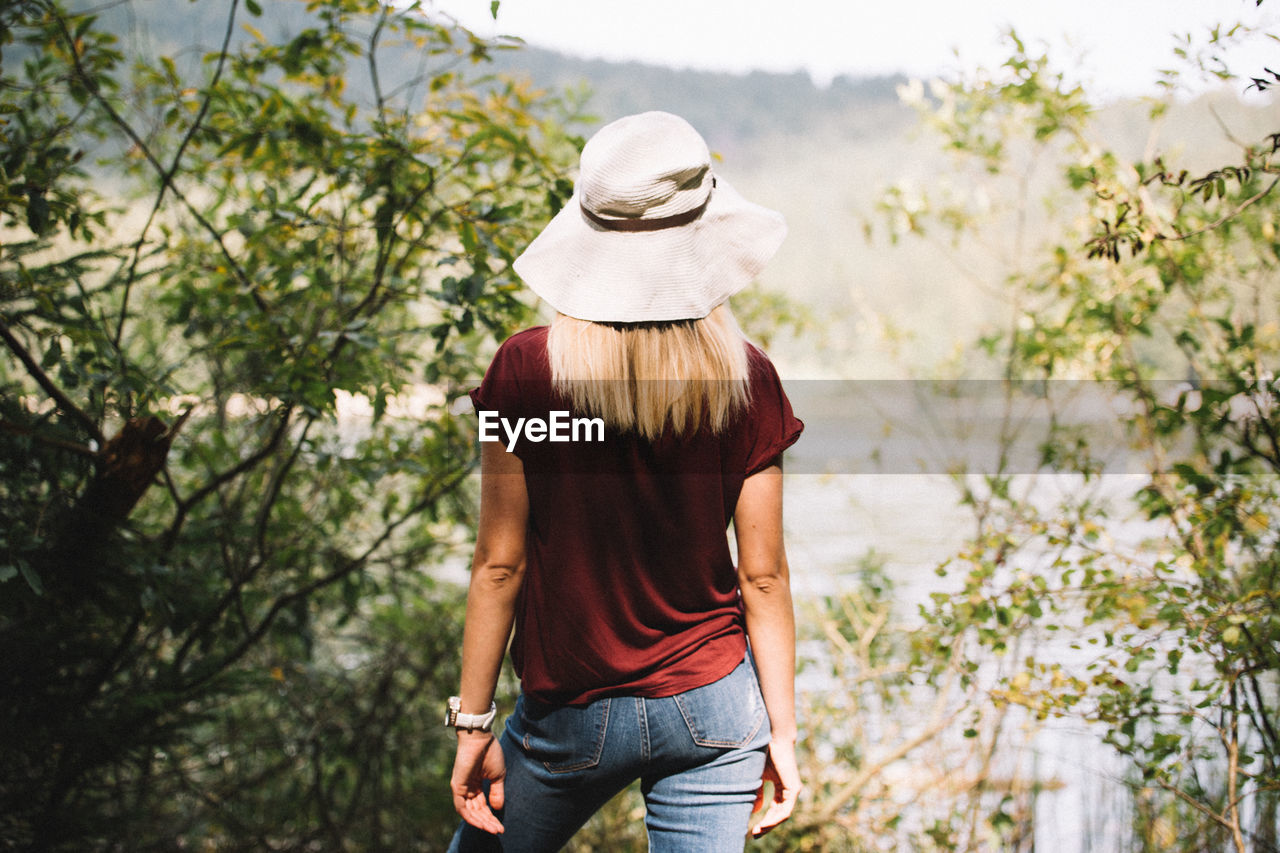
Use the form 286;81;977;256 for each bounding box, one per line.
469;327;549;416
469;337;517;414
741;346;804;476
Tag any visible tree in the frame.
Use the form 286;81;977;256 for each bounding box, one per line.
0;0;577;847
878;14;1279;852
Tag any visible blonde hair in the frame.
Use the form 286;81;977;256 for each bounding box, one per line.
547;304;751;440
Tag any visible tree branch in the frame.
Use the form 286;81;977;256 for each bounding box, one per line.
812;666;962;824
178;461;475;695
0;418;98;458
162;405;296;555
0;316;104;445
1162;175;1280;244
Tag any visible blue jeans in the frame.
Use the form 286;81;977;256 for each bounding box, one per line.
449;656;770;852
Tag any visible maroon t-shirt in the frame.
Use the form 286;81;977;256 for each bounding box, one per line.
469;326;803;705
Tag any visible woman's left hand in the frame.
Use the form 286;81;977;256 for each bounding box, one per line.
750;738;801;837
450;730;507;835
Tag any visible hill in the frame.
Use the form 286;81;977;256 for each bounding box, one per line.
63;0;911;152
53;1;1280;375
488;45;911;154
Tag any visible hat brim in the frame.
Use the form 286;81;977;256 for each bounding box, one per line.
513;176;786;323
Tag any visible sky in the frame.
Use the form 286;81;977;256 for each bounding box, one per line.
423;0;1278;97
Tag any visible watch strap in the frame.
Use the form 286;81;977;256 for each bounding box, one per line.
446;696;497;732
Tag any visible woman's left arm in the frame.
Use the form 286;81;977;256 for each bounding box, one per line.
734;460;801;837
450;440;529;835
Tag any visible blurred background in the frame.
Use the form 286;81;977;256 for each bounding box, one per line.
2;0;1277;849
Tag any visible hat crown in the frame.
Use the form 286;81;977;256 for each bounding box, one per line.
512;111;786;323
577;112;712;220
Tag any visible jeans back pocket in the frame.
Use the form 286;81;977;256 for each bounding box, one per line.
672;658;767;748
514;695;612;774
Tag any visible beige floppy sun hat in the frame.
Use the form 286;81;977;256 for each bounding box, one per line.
513;111;787;323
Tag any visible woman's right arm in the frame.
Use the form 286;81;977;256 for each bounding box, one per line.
450;440;529;835
734;459;802;837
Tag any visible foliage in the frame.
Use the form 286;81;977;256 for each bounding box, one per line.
0;0;577;848
878;19;1279;853
778;553;1035;852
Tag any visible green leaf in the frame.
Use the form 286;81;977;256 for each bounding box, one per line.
246;0;263;15
25;193;50;235
4;561;45;595
41;339;63;368
73;13;99;41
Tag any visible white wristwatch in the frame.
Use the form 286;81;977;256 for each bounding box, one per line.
446;697;497;732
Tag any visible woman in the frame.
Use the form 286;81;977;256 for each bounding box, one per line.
448;111;803;852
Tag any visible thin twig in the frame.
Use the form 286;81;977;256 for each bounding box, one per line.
113;0;241;350
161;405;296;556
48;4;282;334
180;462;475;695
1164;175;1280;243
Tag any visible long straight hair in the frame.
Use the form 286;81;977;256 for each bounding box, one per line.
546;304;751;440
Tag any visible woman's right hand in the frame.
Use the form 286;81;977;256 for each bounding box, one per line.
750;738;801;837
450;730;507;835
451;441;527;836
